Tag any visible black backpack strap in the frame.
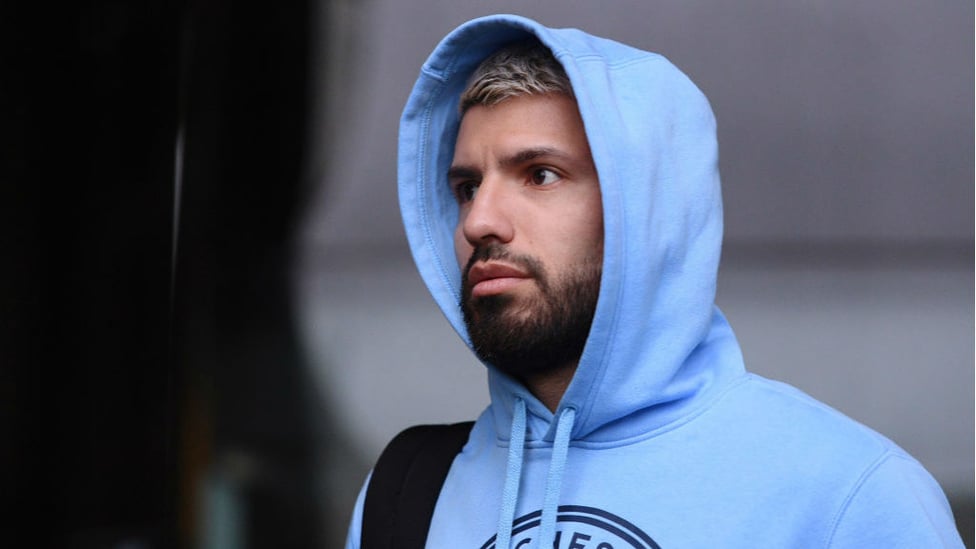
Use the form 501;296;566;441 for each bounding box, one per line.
362;421;475;549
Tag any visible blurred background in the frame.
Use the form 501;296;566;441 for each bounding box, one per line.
2;1;972;548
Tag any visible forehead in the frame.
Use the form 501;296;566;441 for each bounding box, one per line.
453;93;592;163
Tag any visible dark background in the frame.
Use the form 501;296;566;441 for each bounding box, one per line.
1;1;327;547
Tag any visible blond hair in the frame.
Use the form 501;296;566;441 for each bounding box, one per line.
459;39;573;114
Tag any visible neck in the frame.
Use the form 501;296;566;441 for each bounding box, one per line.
522;362;577;413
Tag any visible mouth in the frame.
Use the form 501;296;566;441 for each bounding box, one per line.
465;262;532;298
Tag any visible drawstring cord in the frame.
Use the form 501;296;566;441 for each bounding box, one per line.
494;402;576;549
537;407;575;548
495;397;526;549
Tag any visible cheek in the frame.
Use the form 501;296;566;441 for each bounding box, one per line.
453;225;472;270
589;209;605;252
584;192;605;252
565;195;605;253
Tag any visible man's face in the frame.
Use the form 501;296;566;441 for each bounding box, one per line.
449;93;603;379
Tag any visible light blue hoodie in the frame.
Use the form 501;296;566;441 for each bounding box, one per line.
347;14;962;548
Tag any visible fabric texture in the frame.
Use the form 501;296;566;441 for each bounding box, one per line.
346;13;963;548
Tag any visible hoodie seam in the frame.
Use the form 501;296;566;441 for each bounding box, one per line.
416;89;457;301
821;450;894;548
419;65;448;82
571;372;756;450
511;372;752;451
415;39;474;303
555;50;627;435
571;53;661;71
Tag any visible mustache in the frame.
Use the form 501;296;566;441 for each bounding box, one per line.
462;244;546;290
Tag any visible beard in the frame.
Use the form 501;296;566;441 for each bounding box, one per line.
460;244;601;381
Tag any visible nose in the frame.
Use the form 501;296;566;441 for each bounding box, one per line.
460;177;515;246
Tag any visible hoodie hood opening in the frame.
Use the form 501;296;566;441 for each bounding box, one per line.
399;12;745;446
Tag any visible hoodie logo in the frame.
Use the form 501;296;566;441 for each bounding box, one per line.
480;505;660;549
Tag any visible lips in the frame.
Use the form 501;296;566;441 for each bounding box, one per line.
465;262;531;298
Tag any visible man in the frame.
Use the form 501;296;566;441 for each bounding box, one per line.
347;14;962;548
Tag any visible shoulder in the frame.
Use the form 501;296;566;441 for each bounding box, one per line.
720;375;963;547
726;374;901;456
690;374;905;497
824;452;963;547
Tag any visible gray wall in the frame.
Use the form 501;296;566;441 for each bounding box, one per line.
296;1;973;543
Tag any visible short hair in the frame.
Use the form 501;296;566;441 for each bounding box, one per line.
459;39;574;115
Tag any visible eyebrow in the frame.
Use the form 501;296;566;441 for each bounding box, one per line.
499;147;566;169
447;147;570;181
447;165;480;182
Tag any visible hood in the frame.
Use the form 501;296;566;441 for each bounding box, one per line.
398;14;745;444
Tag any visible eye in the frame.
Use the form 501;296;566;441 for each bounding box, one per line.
530;167;561;186
453;180;479;204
